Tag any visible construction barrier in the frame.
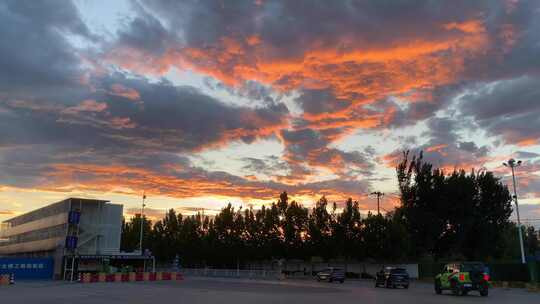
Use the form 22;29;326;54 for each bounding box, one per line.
162;272;171;280
81;273;92;283
77;272;183;284
0;274;14;285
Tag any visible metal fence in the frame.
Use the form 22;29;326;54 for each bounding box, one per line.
181;268;281;280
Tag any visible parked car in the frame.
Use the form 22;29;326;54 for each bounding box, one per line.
316;267;345;283
434;262;489;296
375;267;410;288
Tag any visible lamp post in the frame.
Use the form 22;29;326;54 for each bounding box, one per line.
370;191;384;216
503;159;526;264
139;193;146;254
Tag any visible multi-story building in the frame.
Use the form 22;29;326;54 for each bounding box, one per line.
0;198;123;278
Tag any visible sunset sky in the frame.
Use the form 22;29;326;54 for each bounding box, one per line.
0;0;539;226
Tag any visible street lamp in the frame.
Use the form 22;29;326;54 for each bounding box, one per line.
503;159;526;264
139;192;147;254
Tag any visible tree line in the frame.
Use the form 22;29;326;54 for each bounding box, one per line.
121;151;539;266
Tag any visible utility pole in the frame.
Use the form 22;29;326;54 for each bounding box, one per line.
139;192;146;254
370;191;384;215
503;159;526;264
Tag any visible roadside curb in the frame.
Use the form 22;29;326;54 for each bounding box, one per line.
525;282;540;292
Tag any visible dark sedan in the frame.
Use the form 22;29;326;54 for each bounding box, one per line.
316;267;345;283
375;267;410;289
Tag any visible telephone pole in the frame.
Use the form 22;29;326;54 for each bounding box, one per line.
370;191;384;215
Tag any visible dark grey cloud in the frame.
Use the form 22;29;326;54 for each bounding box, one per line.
458;141;489;157
423;117;490;163
97;74;289;151
202;80;281;107
384;116;491;170
114;1;173;55
1;0;540;205
294;89;352;116
462;0;540;81
460;76;540;120
117;0;540;133
141;0;494;54
0;73;289;177
459;76;540;145
241;155;288;177
0;0;93;94
0;0;291;195
515;151;540;159
108;0;540;187
280;128;374;178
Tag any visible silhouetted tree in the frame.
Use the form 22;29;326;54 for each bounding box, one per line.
396;150;513;260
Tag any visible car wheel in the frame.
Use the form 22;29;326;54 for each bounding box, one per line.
404;284;409;289
329;278;333;283
435;279;442;295
451;280;460;296
340;279;344;284
479;282;489;297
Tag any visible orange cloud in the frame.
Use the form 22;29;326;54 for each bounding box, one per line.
381;148;494;174
517;138;538;147
444;20;485;34
101;17;503;187
105;19;490;145
61;99;107;115
0;210;18;215
108;20;489;109
40;163;365;205
109;117;137;129
425;144;448;153
110;84;141;101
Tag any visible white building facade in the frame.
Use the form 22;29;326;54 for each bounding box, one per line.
0;198;123;278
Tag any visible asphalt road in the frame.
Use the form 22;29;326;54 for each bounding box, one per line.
1;277;539;304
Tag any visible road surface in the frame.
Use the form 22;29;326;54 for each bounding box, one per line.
1;277;539;304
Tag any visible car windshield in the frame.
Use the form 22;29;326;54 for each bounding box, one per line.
390;268;407;274
461;263;485;272
322;268;333;272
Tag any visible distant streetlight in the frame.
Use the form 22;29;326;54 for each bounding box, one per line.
139;192;146;255
370;191;384;215
503;159;526;264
